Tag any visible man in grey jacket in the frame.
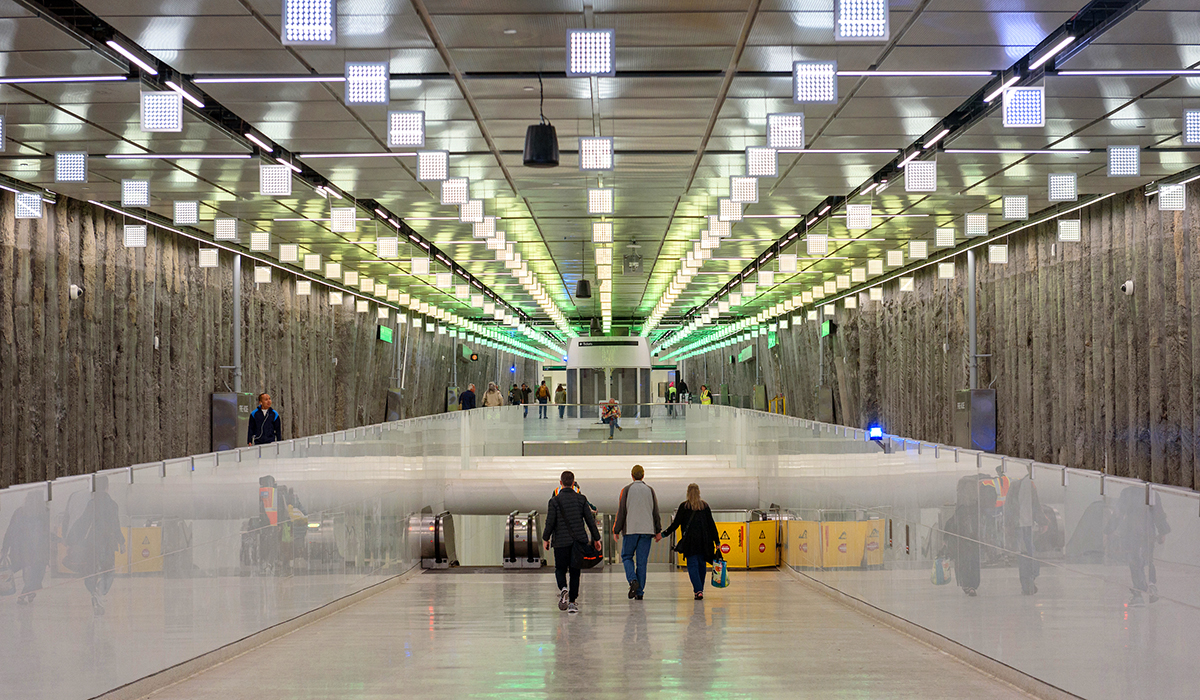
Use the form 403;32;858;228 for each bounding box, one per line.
613;464;662;600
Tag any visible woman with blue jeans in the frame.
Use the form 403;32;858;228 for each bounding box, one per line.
660;484;721;600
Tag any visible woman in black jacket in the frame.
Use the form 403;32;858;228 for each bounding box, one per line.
660;483;720;599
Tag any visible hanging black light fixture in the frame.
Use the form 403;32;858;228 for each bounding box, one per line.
575;238;591;298
523;74;559;168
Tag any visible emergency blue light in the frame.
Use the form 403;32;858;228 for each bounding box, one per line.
868;426;883;440
510;365;516;373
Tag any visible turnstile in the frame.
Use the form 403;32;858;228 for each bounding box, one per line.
410;511;457;569
502;510;544;568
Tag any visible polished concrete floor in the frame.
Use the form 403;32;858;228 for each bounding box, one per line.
144;566;1032;700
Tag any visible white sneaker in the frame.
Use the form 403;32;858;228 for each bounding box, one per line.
567;602;579;614
558;588;569;611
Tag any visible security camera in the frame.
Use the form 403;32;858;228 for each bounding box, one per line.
69;284;84;300
1121;280;1134;297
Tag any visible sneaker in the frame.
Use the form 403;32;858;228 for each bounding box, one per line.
635;594;643;600
628;581;638;599
1149;584;1160;603
1129;592;1146;608
558;588;570;611
964;587;977;597
567;602;579;614
694;592;703;600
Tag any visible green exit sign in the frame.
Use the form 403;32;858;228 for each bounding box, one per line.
378;325;394;343
820;320;837;338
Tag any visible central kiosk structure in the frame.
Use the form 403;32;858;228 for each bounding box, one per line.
564;337;653;419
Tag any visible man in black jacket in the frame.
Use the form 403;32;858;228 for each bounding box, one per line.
248;393;282;446
458;383;476;411
542;471;601;613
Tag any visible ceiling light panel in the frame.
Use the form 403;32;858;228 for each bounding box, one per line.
905;160;936;192
938;262;955;280
460;199;484;223
793;61;838;104
1002;86;1045;128
729;176;758;204
869;287;883;301
304;253;321;271
1108;146;1140;177
345;62;389;105
844;296;857;309
566;28;615;77
123;225;147;248
441;177;470;205
15;192;41;219
1003;195;1028;220
387;110;424;148
767;113;805;149
325;262;340;279
344;270;359;286
250;230;270;251
473;216;495;238
214;218;238;240
121;179;150;207
1048;173;1077;201
297;280;312;296
199;248;219;268
867;259;884;275
330;206;356;233
260;163;292;196
779;253;797;273
965;213;988;237
1186;110;1200;144
898;277;914;292
595;247;612;265
935;228;955;247
847;203;872;229
718;198;743;222
745;146;778;177
174;200;199;225
989;244;1008;264
418;150;448;181
282;0;335;45
836;0;889;41
579;137;614;171
593;221;613;243
1159;183;1186;211
807;233;828;255
140;91;182;132
1057;219;1082;242
588;188;613;215
886;250;903;267
851;267;865;283
255;266;272;284
377;237;398;258
709;217;732;237
55;152;87;182
909;240;927;259
279;243;299;263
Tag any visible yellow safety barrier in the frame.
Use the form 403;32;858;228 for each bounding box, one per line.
784;519;884;569
769;394;786;414
117;526;162;574
785;520;821;568
675;520;780;569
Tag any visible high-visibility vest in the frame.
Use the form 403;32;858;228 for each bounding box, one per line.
260;486;280;526
700;391;712;405
983;475;1010;509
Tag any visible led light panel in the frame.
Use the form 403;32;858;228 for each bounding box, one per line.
867;259;884;275
304;253;321;271
473;217;496;238
1108;145;1140;177
793;61;838;104
592;221;613;243
387;110;425;148
808;309;820;320
435;272;452;288
214;218;238;240
377;307;389;320
345;62;389;105
965;213;988;237
123;225;147;248
140;91;182;132
935;228;955;247
470;294;483;308
729;176;759;204
807;233;828;255
1003;195;1028;220
1002;86;1045;128
282;0;335;45
250;230;270;251
759;270;775;286
198;248;219;268
55;152;87;183
869;287;883;301
487;231;507;250
709;218;732;237
745;146;778;177
823;280;837;294
988;244;1008;264
174;200;199;225
278;243;299;263
898;277;914;292
387;289;400;302
597;264;612;279
579;137;614;171
1048;172;1077;201
325;262;340;279
1159;183;1186;211
1186;110;1200;145
766;113;805;150
595;247;612;266
255;266;271;284
566;28;615;77
905;160;936;192
441;177;469;205
460;199;484;223
837;0;889;41
851;267;866;283
260;163;292;196
743;282;757;297
938;262;955;280
416;150;448;182
886;249;904;267
730;292;742;305
588;188;613;215
909;240;927;259
296;279;312;296
15;192;41;219
718;198;743;222
411;257;430;275
779;253;798;273
798;292;809;304
1057;219;1082;242
357;299;369;313
455;284;469;299
836;274;850;289
847;203;872;230
844;296;858;309
343;270;358;286
330;206;356;233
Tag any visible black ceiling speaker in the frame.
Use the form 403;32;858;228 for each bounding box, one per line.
523;74;559;168
575;278;592;299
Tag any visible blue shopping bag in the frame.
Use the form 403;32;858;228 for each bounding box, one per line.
710;558;729;589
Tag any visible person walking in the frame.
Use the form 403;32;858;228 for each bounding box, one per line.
601;398;623;439
520;383;533;417
660;484;720;600
555;384;567;419
676;378;689;402
482;382;505;407
509;383;521;406
536;380;551;419
1006;470;1048;596
2;489;51;605
66;475;125;615
1113;485;1170;607
666;382;677;418
458;383;477;411
542;471;602;614
248;393;282;446
699;385;712;405
614;465;662;600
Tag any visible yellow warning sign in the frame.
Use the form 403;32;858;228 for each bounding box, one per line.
758;530;766;539
116;527;162;573
746;521;778;568
786;521;821;568
720;531;730;540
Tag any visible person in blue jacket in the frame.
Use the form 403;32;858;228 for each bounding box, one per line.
248;393;282;446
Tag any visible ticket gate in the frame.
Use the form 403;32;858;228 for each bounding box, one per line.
410;511;457;569
503;510;544;569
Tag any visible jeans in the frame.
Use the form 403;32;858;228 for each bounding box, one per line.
558;405;565;419
621;534;654;596
538;399;548;418
524;404;528;417
604;416;619;437
554;546;581;602
1017;526;1040;593
686;555;707;593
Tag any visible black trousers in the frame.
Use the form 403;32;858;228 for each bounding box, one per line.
554;546;581;602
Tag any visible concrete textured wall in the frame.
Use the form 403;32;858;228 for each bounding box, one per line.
684;180;1200;490
0;195;540;489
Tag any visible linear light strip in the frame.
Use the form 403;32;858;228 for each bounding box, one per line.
838;70;995;77
105;153;252;160
1056;69;1200;76
164;79;205;109
777;148;900;154
193;76;347;83
105;39;158;75
0;75;129;84
984;75;1020;103
300;152;418;158
944;149;1091;155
